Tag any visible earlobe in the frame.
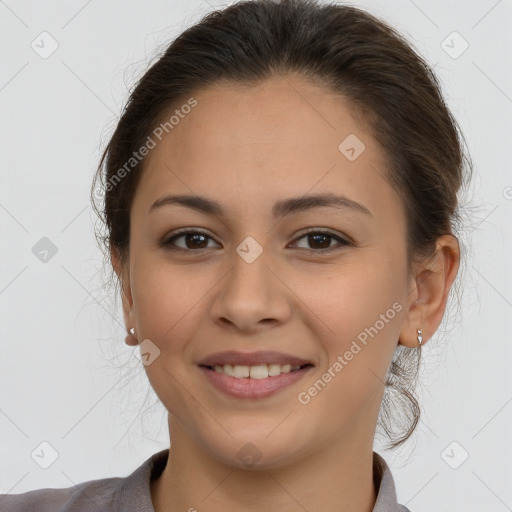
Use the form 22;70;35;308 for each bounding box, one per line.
398;322;426;349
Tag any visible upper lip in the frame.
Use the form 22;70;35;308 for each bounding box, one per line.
197;350;314;367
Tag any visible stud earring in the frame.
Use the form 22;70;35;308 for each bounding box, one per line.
125;327;138;346
417;329;423;347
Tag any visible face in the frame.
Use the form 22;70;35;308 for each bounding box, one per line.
119;75;417;469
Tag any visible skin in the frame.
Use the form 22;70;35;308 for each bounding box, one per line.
112;74;460;512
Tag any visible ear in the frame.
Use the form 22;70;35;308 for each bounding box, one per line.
399;234;460;348
111;246;138;346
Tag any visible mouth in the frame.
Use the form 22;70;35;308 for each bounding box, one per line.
197;350;315;399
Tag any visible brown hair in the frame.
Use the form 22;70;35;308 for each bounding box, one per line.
91;0;472;449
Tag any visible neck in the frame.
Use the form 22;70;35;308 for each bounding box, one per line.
151;416;378;512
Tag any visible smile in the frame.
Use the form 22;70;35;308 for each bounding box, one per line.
199;364;314;399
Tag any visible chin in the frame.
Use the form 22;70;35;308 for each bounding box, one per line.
202;427;311;471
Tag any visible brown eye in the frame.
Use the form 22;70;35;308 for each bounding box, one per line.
291;230;351;253
306;233;331;249
162;230;220;251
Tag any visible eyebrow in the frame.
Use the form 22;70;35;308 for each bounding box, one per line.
150;192;373;218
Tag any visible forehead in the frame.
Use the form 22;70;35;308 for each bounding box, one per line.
132;76;401;225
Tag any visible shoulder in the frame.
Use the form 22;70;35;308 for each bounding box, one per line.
0;475;123;512
0;448;169;512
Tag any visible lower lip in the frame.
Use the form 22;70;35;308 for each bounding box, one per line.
199;365;313;399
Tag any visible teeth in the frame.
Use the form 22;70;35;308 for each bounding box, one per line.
268;363;282;376
211;363;303;378
233;365;249;378
222;364;233;376
250;364;268;379
281;364;292;374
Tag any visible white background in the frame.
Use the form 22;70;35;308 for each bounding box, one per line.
0;1;511;510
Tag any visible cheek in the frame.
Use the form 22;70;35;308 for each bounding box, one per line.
130;248;206;350
130;254;210;415
293;267;402;438
296;256;404;410
302;258;402;344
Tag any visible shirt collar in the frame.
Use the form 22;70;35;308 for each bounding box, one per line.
372;451;410;511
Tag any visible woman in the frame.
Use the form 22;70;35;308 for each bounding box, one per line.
0;0;471;510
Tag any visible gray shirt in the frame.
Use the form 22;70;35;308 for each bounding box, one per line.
0;450;411;511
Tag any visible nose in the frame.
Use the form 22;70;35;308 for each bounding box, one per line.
209;245;292;333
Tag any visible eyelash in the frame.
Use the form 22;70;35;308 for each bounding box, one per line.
161;228;352;254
